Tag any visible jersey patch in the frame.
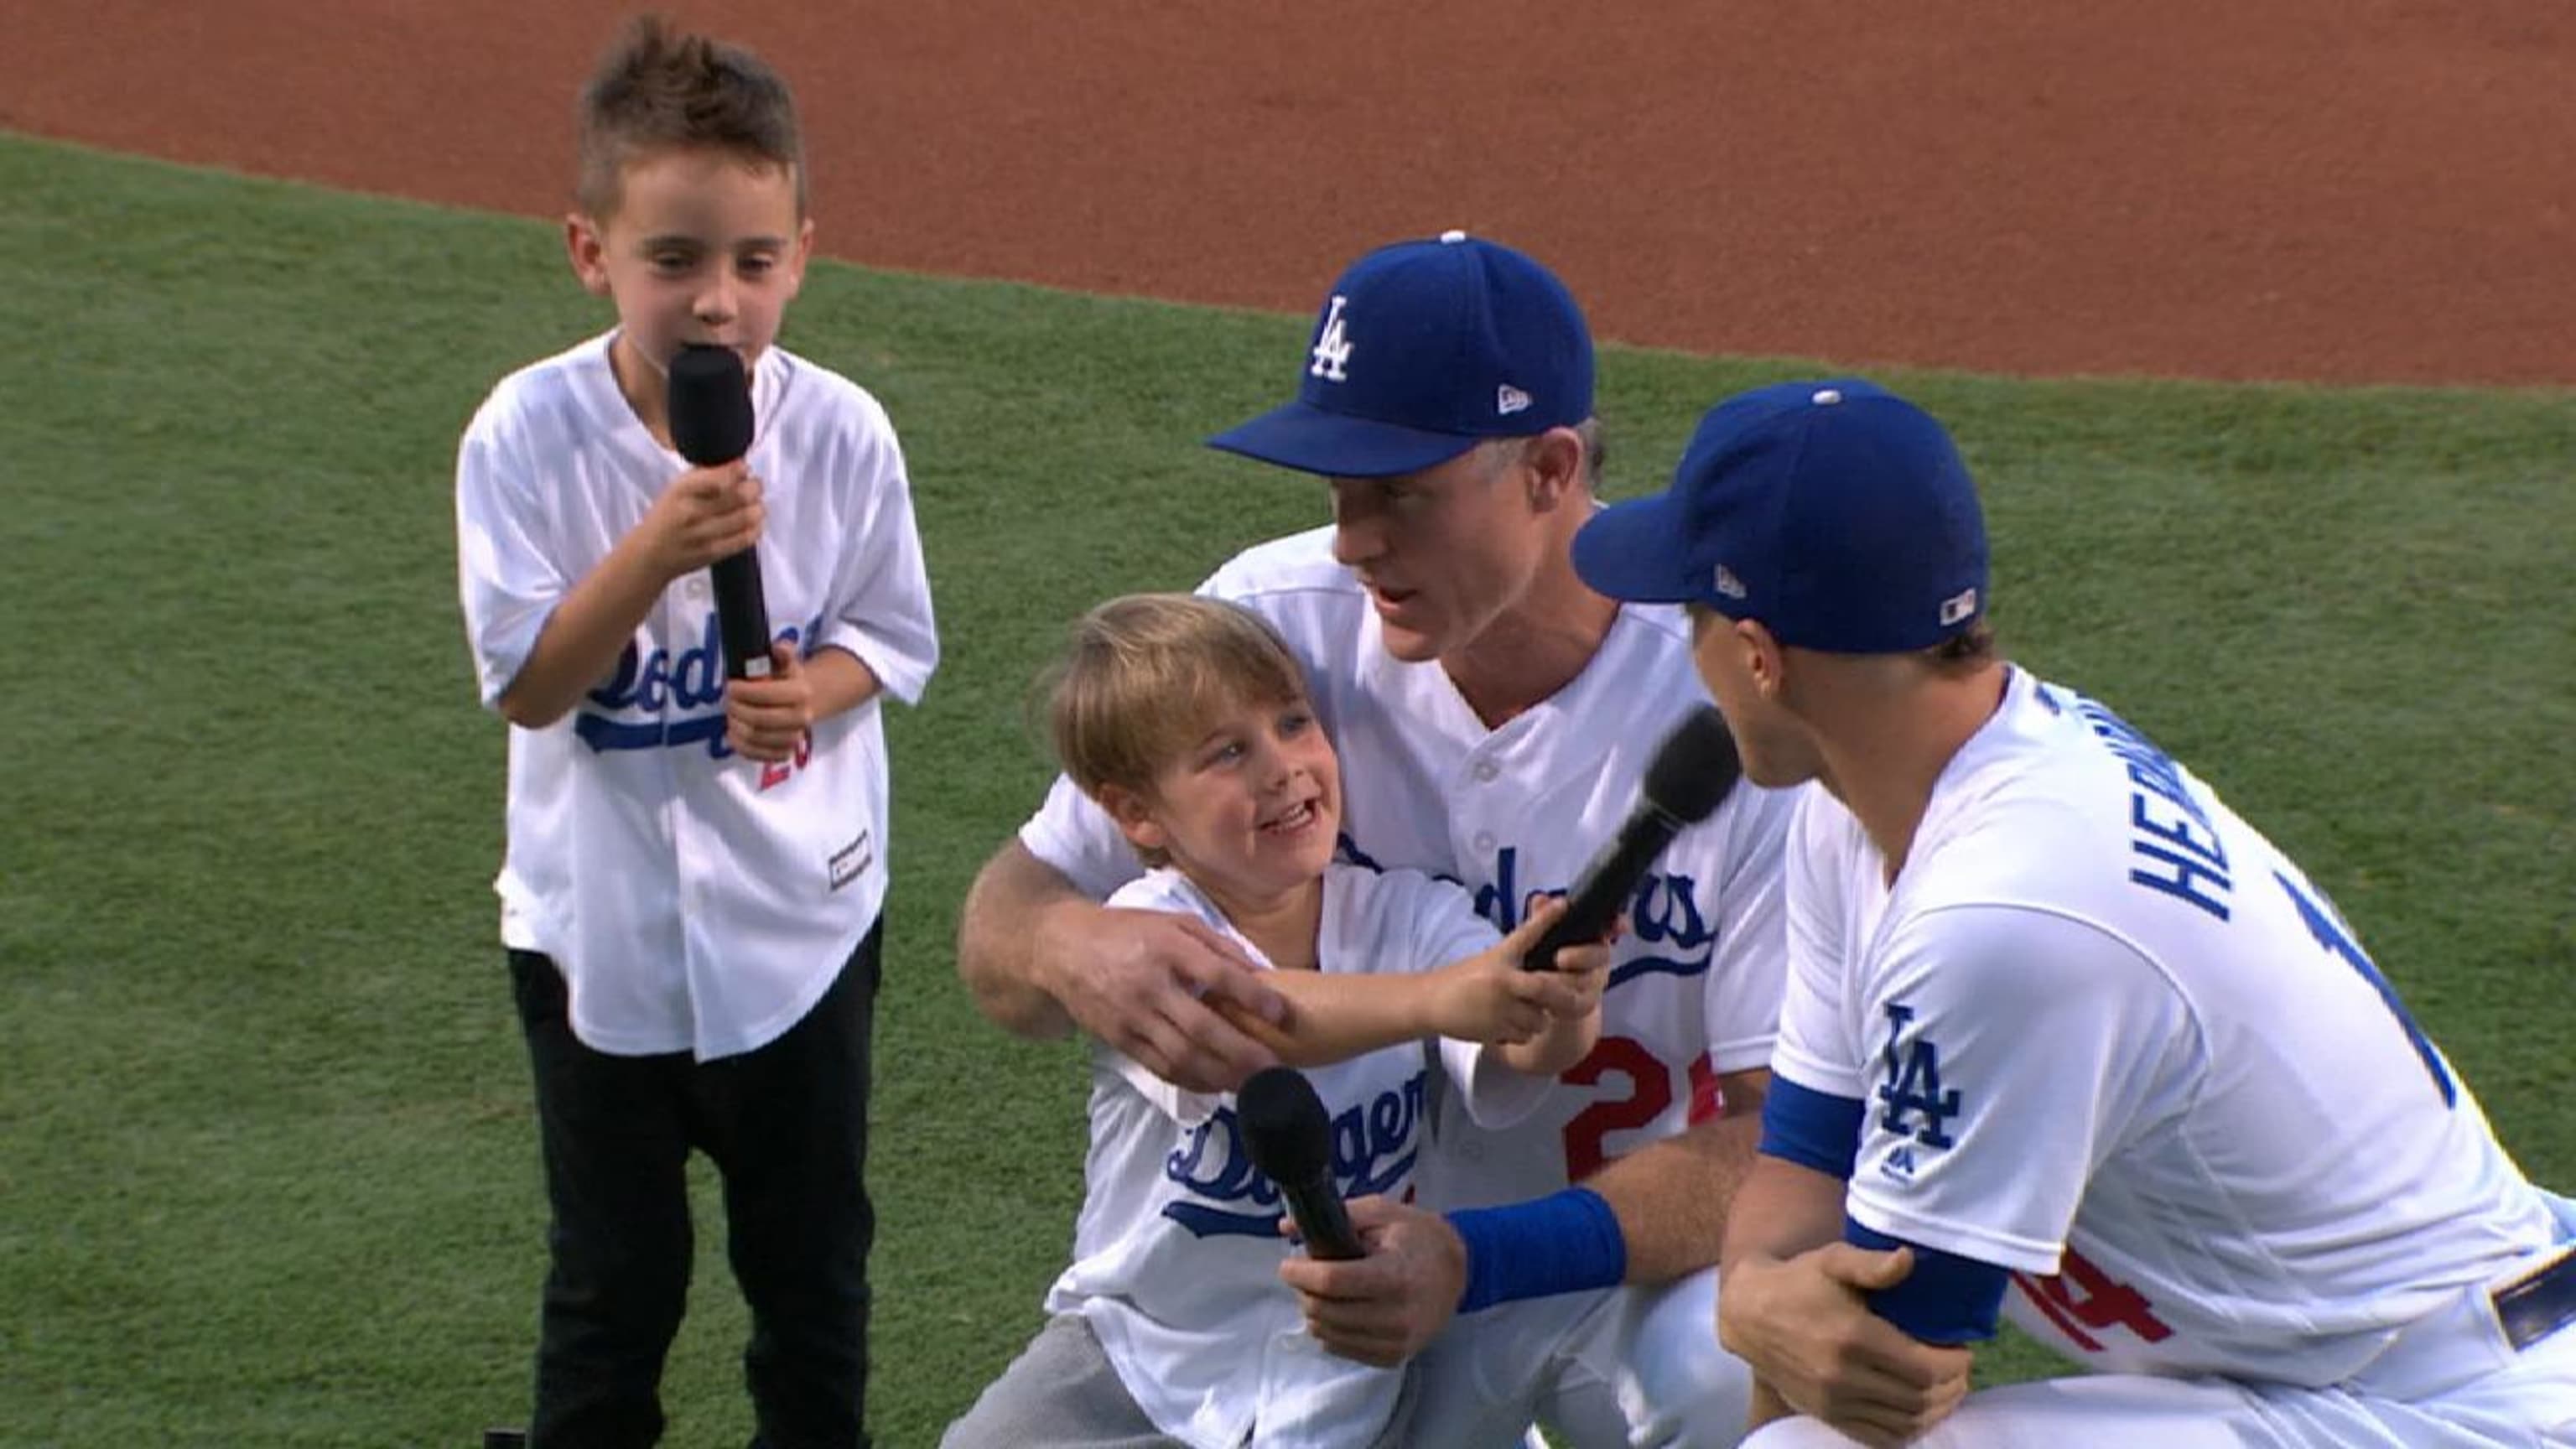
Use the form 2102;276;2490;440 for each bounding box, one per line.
1875;1003;1961;1150
827;828;873;891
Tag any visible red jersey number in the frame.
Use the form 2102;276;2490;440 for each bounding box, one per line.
1561;1036;1728;1182
2012;1248;2174;1352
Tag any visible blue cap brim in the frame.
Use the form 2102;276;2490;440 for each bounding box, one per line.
1571;493;1710;605
1206;400;1481;479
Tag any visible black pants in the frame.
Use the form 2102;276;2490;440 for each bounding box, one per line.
511;923;880;1449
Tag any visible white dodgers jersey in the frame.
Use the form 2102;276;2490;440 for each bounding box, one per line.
1052;864;1543;1449
1021;527;1796;1208
1775;667;2559;1386
457;333;940;1059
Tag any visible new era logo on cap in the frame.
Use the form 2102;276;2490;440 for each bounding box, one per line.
1207;231;1595;479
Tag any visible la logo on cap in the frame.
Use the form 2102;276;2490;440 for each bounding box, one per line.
1310;295;1354;382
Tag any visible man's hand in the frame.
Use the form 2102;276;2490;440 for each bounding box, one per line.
1043;906;1290;1094
1717;1243;1972;1447
724;642;813;762
639;461;764;581
1277;1197;1466;1367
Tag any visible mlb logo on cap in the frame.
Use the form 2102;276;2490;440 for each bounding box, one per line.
1571;379;1991;654
1208;231;1595;479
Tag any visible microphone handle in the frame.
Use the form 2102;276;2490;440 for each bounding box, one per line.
710;547;773;681
1522;810;1682;971
1280;1179;1364;1260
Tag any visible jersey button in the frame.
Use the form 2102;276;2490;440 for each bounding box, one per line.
1471;760;1499;784
1472;832;1496;854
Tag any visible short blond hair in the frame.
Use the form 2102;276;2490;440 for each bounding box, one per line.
1041;595;1313;810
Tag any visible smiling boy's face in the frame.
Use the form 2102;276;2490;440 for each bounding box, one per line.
1105;688;1343;917
564;143;813;428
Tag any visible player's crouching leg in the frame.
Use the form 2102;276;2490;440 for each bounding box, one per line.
1405;1289;1623;1448
1405;1275;1754;1449
1616;1269;1755;1449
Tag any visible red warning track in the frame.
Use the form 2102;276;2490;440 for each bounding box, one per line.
4;0;2568;385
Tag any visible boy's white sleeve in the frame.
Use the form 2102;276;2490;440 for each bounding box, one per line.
454;400;564;710
1097;874;1227;1124
1104;1041;1220;1128
815;400;938;704
1018;775;1147;903
1843;904;2194;1273
1695;781;1798;1078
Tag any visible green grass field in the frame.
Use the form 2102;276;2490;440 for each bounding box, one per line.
1;132;2568;1447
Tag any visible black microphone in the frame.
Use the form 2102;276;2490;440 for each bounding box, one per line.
1522;704;1742;971
666;343;773;681
1236;1066;1364;1261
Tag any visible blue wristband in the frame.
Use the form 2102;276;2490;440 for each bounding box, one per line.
1844;1218;2007;1344
1446;1187;1628;1312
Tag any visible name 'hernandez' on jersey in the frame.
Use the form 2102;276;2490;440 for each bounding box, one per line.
1020;526;1799;1209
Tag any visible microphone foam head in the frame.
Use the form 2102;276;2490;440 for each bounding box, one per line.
666;344;754;465
1236;1066;1336;1186
1642;705;1742;823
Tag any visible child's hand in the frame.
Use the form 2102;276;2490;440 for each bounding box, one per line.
1426;954;1553;1046
1429;901;1607;1045
640;461;764;582
1540;937;1612;1021
725;642;812;762
1484;900;1613;1078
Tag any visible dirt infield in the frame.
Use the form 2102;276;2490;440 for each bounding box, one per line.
5;0;2569;386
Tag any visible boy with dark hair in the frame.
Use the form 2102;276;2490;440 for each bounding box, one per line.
455;15;937;1446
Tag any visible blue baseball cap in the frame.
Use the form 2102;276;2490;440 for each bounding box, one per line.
1207;231;1595;478
1571;379;1989;653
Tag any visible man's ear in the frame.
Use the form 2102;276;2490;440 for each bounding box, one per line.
564;214;613;298
1097;783;1166;855
1523;426;1586;512
1740;619;1788;702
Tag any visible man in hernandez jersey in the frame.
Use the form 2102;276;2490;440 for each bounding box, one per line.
1572;377;2576;1448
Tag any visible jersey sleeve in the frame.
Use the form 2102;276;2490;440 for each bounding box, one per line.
1094;873;1228;1125
454;395;567;711
813;397;939;705
1768;788;1867;1099
1843;903;2196;1275
1694;780;1799;1077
